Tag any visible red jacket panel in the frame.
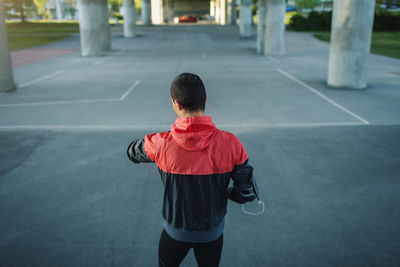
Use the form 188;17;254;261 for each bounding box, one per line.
144;116;248;175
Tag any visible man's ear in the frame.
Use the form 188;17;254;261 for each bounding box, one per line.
173;99;183;110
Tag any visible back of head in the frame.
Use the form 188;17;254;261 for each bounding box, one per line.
170;73;207;112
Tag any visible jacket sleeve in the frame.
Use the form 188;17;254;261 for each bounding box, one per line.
127;139;154;163
228;159;257;204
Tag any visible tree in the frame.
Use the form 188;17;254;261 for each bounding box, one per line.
109;0;141;17
65;0;77;19
4;0;35;22
33;0;47;17
109;0;122;13
294;0;315;10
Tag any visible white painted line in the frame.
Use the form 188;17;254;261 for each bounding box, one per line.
0;122;368;131
120;80;140;100
267;56;280;64
221;122;366;128
0;79;140;107
0;98;120;107
206;74;272;78
93;59;103;65
0;125;172;131
48;77;131;82
114;50;125;56
18;70;65;88
277;68;370;125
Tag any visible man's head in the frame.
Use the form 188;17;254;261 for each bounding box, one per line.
170;73;207;116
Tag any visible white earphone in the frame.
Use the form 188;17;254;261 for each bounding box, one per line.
242;200;265;215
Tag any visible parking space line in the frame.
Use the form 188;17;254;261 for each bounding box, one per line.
0;79;140;107
0;98;120;107
277;68;370;125
46;77;131;82
114;50;126;56
120;80;140;100
18;70;65;88
206;74;276;78
0;125;172;131
222;122;365;128
93;59;103;65
0;122;368;131
267;56;280;64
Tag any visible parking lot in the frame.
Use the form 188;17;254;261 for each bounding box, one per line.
1;25;400;266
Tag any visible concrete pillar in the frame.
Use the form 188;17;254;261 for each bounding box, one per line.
215;0;221;24
210;0;215;19
257;0;265;54
55;0;64;20
142;0;151;25
78;0;106;56
220;0;227;25
151;0;163;24
239;0;252;37
100;0;111;51
327;0;375;89
48;0;56;19
228;0;236;25
0;0;15;92
123;0;137;37
264;0;285;55
165;0;173;23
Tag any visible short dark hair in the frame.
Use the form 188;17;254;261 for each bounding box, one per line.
170;73;207;112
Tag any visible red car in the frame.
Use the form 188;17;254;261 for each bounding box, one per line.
178;15;197;23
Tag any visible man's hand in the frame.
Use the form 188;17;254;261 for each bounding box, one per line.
227;187;256;204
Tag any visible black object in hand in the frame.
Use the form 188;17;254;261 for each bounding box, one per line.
227;187;256;204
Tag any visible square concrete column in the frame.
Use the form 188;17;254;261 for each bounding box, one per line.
219;0;227;25
48;0;56;19
0;0;15;92
328;0;375;89
257;0;266;54
123;0;137;37
141;0;152;25
263;0;285;55
239;0;252;37
55;0;64;20
210;0;216;19
228;0;237;25
151;0;164;24
215;0;221;24
165;0;173;23
100;0;111;51
78;0;108;56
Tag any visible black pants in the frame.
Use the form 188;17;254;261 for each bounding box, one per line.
158;230;223;267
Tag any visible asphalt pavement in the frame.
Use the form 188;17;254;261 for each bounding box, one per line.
0;25;399;267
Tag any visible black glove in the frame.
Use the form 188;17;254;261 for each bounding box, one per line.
227;187;256;204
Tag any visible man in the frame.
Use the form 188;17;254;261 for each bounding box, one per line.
127;73;257;267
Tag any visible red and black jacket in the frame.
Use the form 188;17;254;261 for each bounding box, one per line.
127;116;256;232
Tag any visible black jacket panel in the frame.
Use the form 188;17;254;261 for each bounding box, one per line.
159;169;231;230
127;138;257;231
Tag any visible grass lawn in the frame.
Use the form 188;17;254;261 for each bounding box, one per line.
6;21;79;51
313;31;400;59
8;35;72;51
6;21;79;34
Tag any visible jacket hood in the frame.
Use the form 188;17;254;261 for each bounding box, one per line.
171;116;217;151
